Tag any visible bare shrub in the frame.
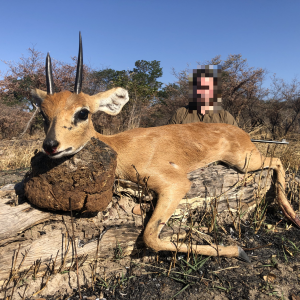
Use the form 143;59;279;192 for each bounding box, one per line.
0;103;32;139
141;71;189;128
0;47;91;109
263;75;300;139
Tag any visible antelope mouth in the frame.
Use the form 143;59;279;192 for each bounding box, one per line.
46;147;73;159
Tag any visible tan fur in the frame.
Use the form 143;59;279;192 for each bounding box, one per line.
33;88;299;259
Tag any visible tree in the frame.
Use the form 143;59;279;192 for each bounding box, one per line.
265;75;300;138
92;60;163;132
87;69;126;95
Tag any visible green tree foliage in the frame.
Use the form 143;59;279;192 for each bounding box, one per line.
87;68;126;94
90;60;163;131
91;60;163;102
131;60;163;97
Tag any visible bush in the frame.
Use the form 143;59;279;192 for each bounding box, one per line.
0;103;31;139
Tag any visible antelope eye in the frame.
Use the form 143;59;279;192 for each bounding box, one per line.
77;109;89;121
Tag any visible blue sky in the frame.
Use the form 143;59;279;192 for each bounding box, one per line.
0;0;299;90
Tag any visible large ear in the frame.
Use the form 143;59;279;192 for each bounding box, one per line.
31;89;47;107
90;87;129;115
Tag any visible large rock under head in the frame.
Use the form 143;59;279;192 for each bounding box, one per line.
24;138;117;212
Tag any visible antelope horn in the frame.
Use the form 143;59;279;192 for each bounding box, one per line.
74;32;83;94
46;53;54;95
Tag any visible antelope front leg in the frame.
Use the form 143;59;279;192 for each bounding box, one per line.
143;177;250;262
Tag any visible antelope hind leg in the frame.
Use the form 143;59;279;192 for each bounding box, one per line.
225;147;300;227
143;177;250;262
252;156;300;227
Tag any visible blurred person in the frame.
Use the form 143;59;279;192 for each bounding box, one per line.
167;65;238;126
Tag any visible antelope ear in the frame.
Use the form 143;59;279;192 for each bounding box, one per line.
90;87;129;115
31;89;47;107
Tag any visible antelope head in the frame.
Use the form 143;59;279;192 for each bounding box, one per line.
32;33;129;159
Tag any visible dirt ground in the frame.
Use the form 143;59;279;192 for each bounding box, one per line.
0;168;29;187
1;170;300;300
37;217;300;300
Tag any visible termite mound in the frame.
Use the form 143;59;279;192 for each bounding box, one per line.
24;138;117;212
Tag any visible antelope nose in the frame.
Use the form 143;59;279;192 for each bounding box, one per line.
43;139;59;155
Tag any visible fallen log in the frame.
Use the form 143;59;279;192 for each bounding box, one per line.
117;163;274;217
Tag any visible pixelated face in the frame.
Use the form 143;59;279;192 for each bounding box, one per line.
197;77;214;99
188;65;222;115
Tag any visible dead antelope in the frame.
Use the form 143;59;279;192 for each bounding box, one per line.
32;33;300;262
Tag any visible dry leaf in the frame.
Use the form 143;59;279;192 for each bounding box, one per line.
284;245;294;256
263;273;276;283
265;224;278;232
266;224;275;230
202;280;209;287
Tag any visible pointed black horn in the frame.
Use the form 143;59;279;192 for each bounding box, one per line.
46;53;54;95
74;32;83;94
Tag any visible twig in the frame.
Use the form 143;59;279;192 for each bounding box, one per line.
6;244;21;288
21;284;28;300
225;195;237;230
211;195;220;265
212;266;240;273
135;262;212;281
243;243;272;251
92;233;101;290
10;264;33;299
59;233;71;273
69;199;82;300
19;104;39;138
33;259;41;279
5;244;31;299
51;250;59;275
31;276;50;297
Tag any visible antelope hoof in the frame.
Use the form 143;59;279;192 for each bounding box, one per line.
238;247;251;263
293;215;300;228
281;205;300;228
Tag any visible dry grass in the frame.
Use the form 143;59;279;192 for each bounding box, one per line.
249;128;300;172
248;131;300;232
0;139;42;171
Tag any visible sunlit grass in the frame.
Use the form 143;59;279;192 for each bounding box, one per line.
0;140;42;170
